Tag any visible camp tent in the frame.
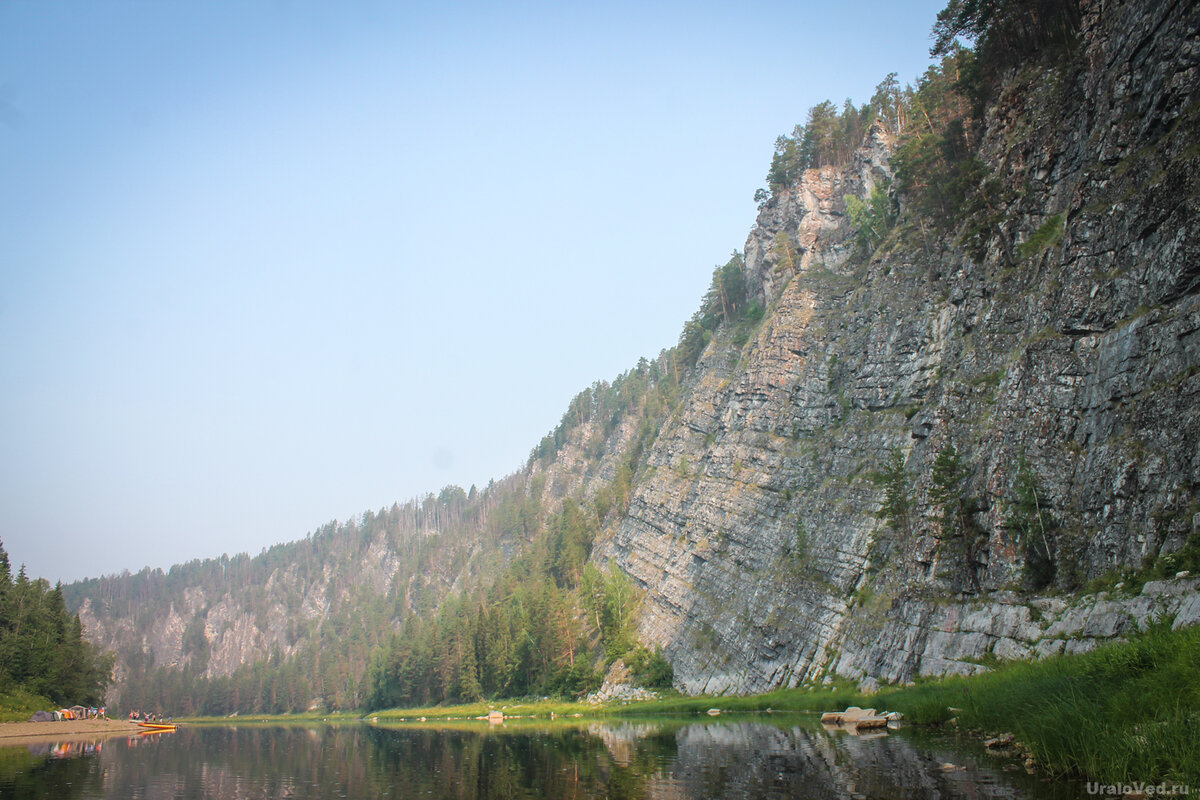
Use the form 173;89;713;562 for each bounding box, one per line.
28;710;56;722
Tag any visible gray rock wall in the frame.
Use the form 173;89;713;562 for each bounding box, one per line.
598;0;1200;693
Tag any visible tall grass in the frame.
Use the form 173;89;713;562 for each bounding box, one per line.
371;699;595;721
880;623;1200;783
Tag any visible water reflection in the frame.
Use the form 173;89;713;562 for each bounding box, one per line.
0;717;1087;799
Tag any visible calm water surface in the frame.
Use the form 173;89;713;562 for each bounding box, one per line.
0;717;1089;799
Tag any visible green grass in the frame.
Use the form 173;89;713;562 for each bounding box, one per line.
606;682;867;716
335;680;866;722
370;699;599;721
176;710;361;725
965;369;1005;387
0;688;57;722
634;628;1200;781
356;684;868;725
878;623;1200;783
1017;214;1065;259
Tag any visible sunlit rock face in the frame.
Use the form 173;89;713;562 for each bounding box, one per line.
597;0;1200;693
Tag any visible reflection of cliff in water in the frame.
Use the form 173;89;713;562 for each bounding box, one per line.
657;721;1085;799
0;720;1088;799
587;722;666;767
363;723;678;799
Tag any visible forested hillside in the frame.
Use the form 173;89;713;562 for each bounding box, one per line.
66;0;1200;713
66;479;532;712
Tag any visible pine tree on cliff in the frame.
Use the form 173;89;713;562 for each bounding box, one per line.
929;444;983;591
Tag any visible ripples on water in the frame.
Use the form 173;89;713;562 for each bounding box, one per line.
0;717;1088;799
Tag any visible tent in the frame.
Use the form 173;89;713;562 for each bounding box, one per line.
28;710;56;722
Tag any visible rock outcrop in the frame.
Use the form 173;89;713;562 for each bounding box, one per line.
596;0;1200;693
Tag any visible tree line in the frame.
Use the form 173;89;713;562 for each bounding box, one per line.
760;75;909;200
763;0;1083;257
366;349;690;711
363;496;671;711
0;541;112;706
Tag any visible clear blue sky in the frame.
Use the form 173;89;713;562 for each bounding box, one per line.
1;0;947;584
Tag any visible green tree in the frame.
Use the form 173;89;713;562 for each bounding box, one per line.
677;318;710;368
766;127;806;192
870;72;906;133
876;447;912;536
772;231;796;276
928;444;985;590
844;183;894;252
891;47;982;235
931;0;1082;109
625;645;674;689
800;100;841;167
0;541;112;705
1003;453;1056;589
581;564;637;663
716;252;747;320
929;443;968;541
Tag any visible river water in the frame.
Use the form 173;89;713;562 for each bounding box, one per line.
0;717;1089;799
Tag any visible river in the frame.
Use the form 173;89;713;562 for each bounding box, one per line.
0;716;1089;799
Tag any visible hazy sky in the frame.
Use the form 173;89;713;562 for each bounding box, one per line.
1;0;946;585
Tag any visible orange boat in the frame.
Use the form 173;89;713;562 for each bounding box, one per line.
137;722;177;732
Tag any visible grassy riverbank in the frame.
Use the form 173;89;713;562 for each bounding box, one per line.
877;622;1200;784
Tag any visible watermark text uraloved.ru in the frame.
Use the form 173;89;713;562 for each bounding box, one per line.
1086;782;1190;796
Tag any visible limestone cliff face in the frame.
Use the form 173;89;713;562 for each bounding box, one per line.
597;0;1200;693
70;0;1199;706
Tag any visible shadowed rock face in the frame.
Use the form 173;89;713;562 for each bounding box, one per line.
598;0;1200;693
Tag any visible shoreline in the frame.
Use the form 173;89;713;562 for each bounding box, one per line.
0;718;140;745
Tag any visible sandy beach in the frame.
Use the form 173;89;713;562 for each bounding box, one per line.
0;718;140;745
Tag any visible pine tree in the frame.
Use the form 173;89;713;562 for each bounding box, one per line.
929;443;967;540
877;448;912;536
1004;454;1056;588
0;541;112;704
928;443;985;591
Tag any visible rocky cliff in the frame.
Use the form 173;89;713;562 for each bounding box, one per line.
69;0;1200;707
597;0;1200;693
